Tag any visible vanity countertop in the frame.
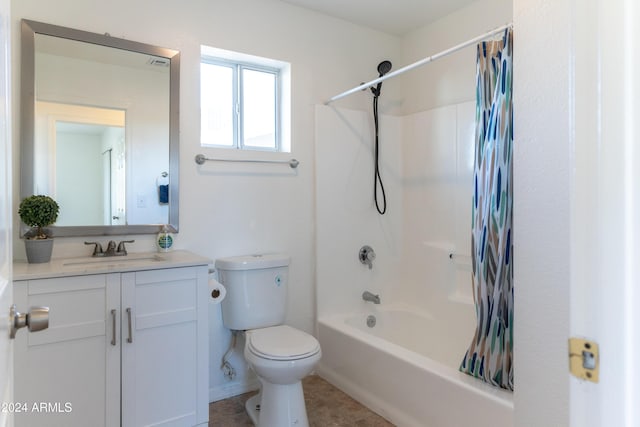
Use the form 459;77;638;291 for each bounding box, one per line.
13;250;212;281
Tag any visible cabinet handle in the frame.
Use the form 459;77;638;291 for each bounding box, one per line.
126;308;133;343
110;309;116;346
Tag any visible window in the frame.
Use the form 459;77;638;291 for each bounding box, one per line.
200;47;290;152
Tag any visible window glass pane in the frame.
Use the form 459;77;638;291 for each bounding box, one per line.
242;68;276;149
201;62;234;147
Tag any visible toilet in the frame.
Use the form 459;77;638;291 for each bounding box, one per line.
216;254;321;427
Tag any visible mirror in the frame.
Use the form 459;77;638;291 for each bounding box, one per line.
21;19;180;236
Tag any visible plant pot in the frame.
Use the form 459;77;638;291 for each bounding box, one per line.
24;238;54;263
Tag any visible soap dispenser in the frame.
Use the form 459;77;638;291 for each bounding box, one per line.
157;225;174;252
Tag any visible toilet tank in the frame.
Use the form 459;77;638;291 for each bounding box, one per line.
216;254;289;330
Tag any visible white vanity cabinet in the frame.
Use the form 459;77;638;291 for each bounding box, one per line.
12;251;210;427
120;267;208;427
13;273;120;427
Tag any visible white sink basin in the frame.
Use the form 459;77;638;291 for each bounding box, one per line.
61;253;165;268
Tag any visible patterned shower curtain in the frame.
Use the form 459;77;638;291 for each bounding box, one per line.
460;28;513;391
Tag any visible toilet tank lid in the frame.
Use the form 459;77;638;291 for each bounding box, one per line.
215;253;290;270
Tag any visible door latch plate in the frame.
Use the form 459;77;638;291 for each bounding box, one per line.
569;337;599;383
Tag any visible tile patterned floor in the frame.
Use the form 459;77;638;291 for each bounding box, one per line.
209;375;395;426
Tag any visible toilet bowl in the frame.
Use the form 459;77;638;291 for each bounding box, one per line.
243;325;321;426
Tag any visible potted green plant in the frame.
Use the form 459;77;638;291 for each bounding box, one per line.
18;195;60;263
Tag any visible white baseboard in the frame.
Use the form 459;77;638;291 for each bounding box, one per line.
209;379;260;403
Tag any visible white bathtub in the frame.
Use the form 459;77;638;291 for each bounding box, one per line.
317;307;514;427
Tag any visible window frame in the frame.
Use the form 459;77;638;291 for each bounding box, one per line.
201;56;281;152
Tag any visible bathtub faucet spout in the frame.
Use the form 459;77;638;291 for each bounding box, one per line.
362;291;381;304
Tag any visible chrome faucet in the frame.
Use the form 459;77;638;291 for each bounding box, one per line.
85;240;135;257
105;240;117;256
362;291;381;304
84;241;104;256
116;240;135;255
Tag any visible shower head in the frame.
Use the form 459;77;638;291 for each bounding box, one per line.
377;60;392;77
372;60;392;97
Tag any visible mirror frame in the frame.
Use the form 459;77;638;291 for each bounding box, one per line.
20;19;180;237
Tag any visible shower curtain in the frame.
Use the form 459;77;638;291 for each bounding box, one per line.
460;28;513;391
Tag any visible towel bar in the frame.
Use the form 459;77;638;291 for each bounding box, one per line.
194;154;299;169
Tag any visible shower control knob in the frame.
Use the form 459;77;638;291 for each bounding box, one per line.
359;246;376;269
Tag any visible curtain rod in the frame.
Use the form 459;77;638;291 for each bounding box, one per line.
325;23;513;105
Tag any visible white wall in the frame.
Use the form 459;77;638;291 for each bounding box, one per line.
315;105;403;317
571;1;640;425
401;102;476;315
11;0;401;402
512;0;570;426
0;0;12;417
401;0;513;114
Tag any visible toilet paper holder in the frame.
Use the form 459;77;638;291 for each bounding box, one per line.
208;269;227;304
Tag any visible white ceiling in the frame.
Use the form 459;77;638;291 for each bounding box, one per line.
278;0;478;36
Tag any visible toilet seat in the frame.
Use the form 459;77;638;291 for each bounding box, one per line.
247;325;320;361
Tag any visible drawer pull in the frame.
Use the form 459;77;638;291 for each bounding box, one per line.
126;308;133;343
110;309;116;346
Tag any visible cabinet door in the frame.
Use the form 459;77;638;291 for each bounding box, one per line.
13;274;121;427
121;266;207;427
